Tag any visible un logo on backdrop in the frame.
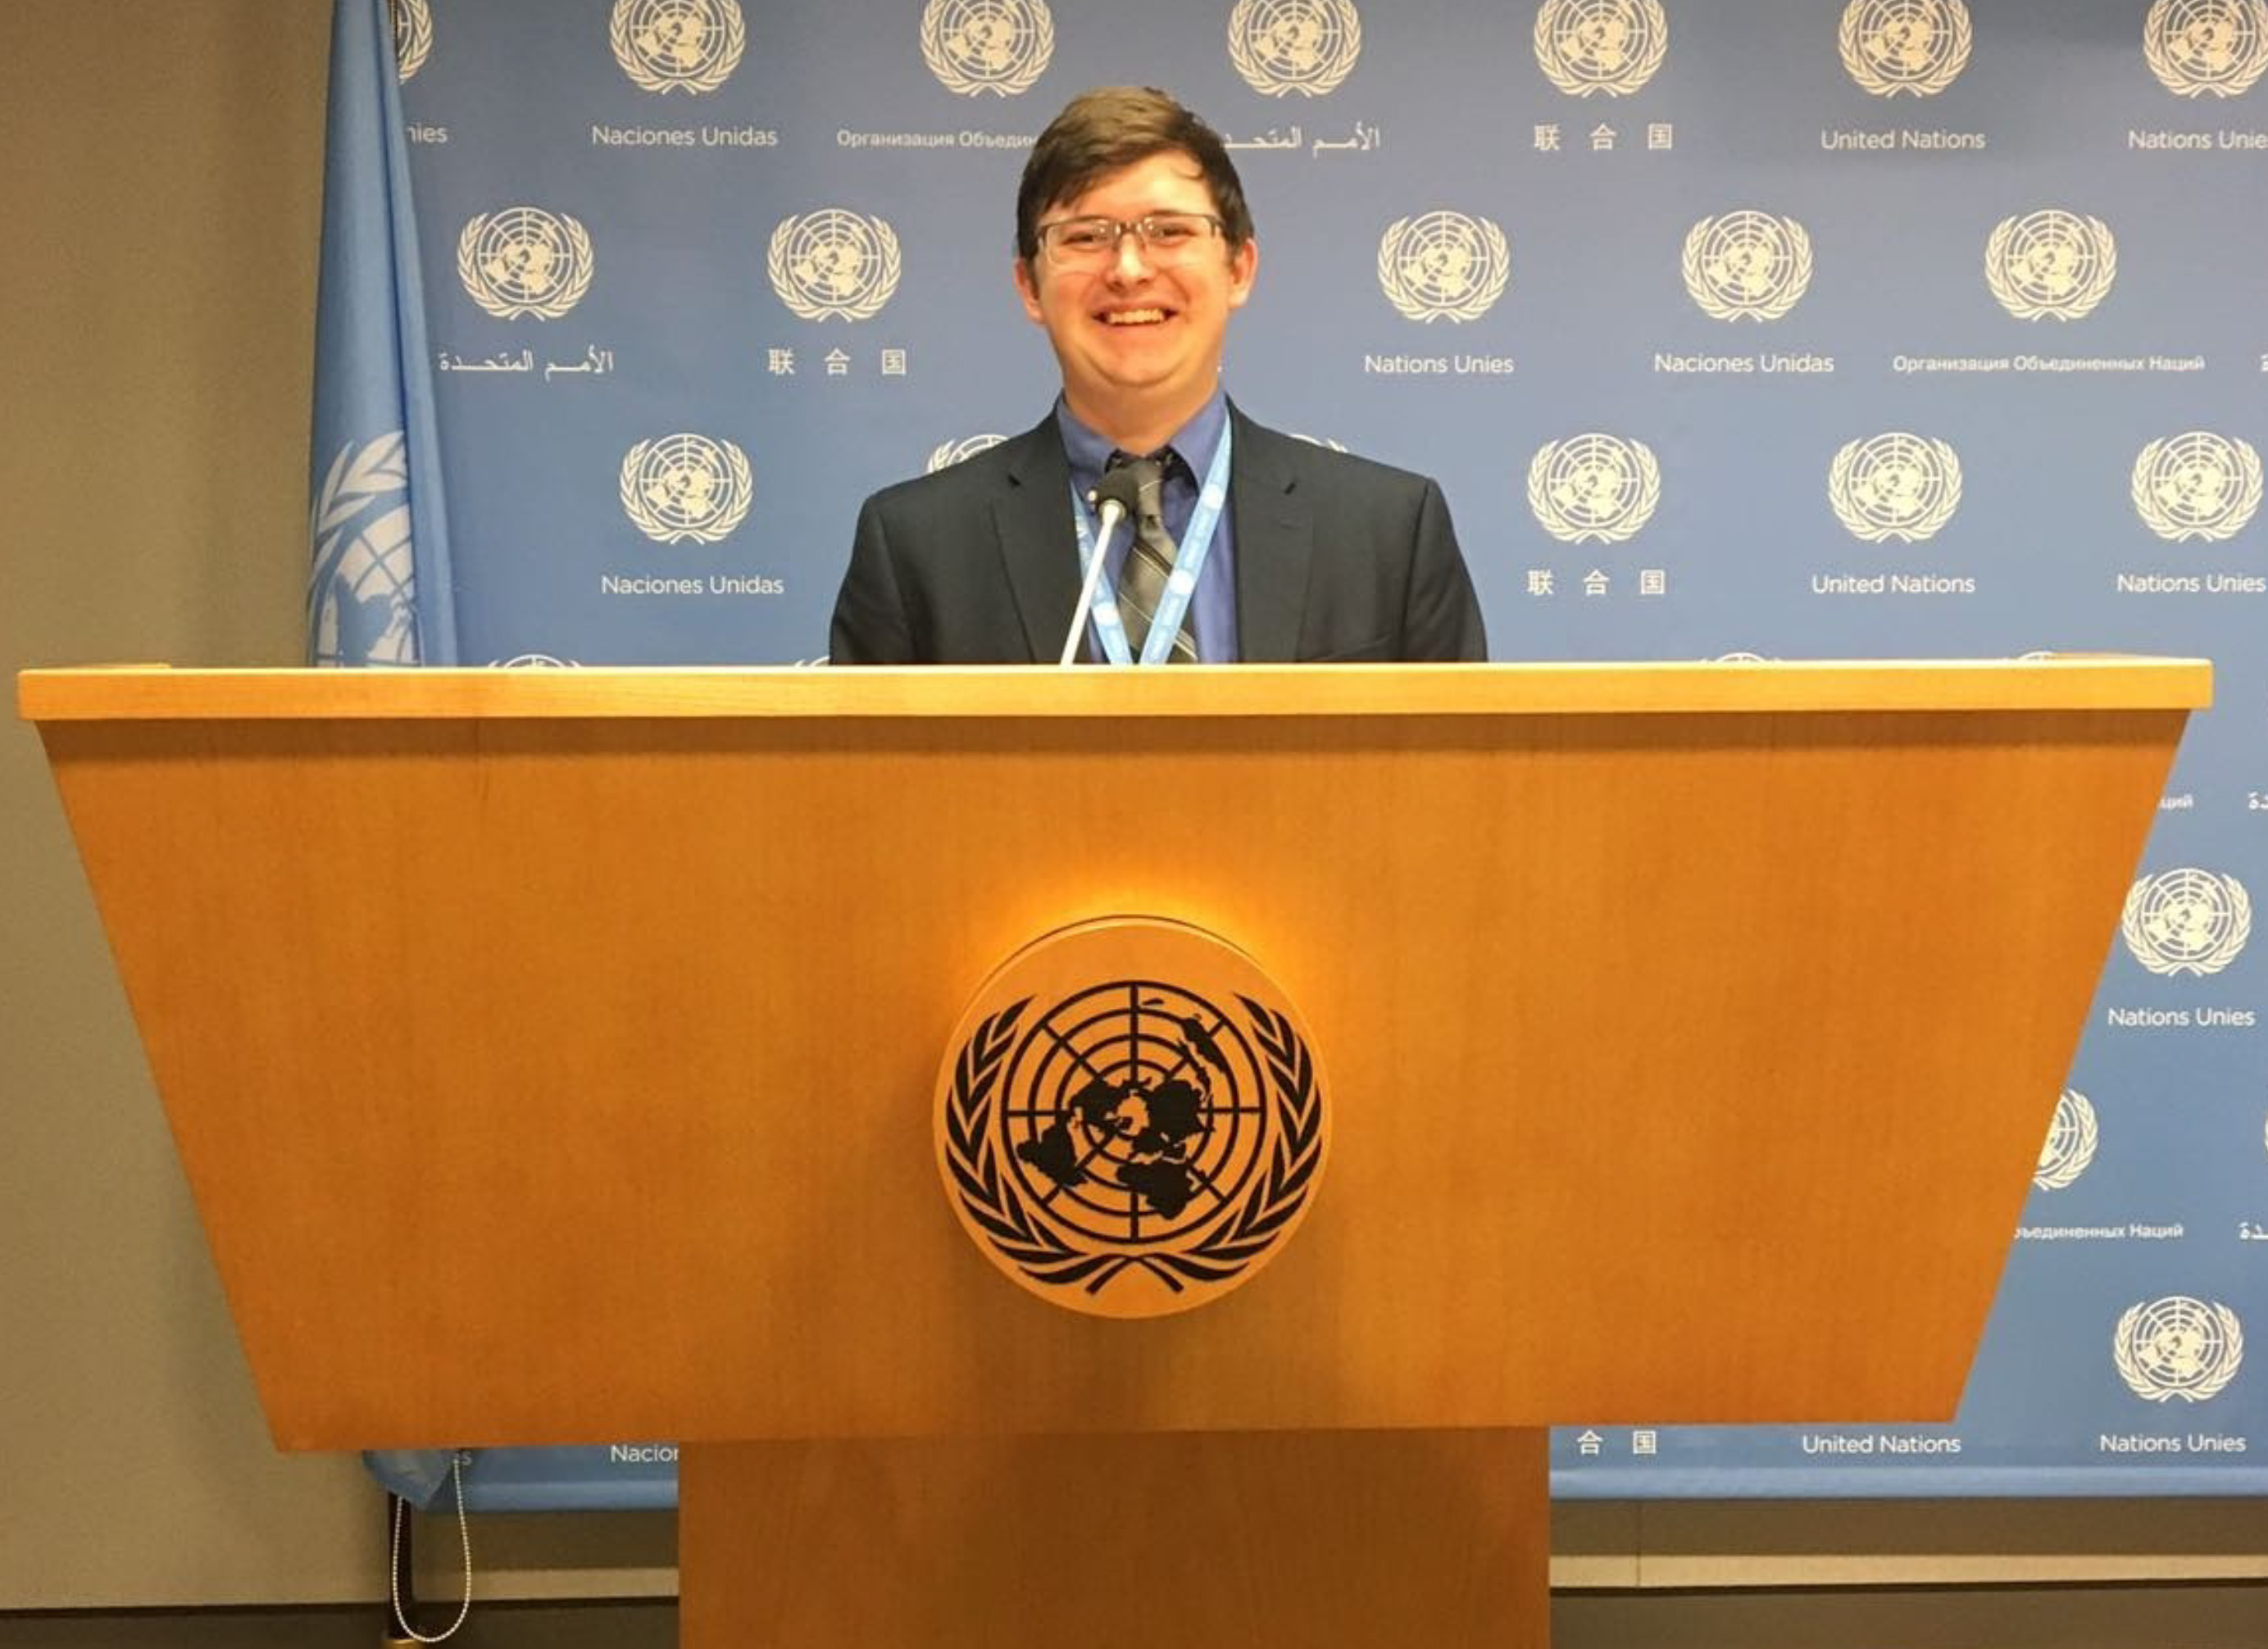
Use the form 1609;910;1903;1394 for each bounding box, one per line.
2144;0;2268;97
610;0;745;94
390;0;433;82
2116;1297;2245;1402
1229;0;1363;97
769;211;902;321
2121;870;2252;976
2033;1089;2099;1192
1377;212;1509;322
1838;0;1970;96
1986;211;2117;320
927;434;1007;471
1681;212;1813;321
920;0;1053;97
1534;0;1668;97
2131;433;2263;542
1829;434;1962;542
310;433;419;667
457;209;594;320
619;434;753;544
1528;434;1661;543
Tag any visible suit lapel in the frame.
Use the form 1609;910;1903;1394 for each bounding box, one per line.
1228;410;1315;663
992;419;1079;663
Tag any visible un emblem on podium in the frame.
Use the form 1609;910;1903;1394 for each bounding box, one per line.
1229;0;1364;97
2131;432;2262;542
1533;0;1668;97
1377;211;1510;322
1829;434;1962;543
1682;211;1812;321
936;919;1329;1319
920;0;1054;97
769;211;902;321
619;433;753;544
2116;1297;2245;1402
1838;0;1970;97
1986;211;2116;321
2121;870;2252;977
390;0;433;82
457;208;594;320
610;0;746;94
2144;0;2268;97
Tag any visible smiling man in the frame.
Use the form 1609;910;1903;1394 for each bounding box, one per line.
828;86;1486;666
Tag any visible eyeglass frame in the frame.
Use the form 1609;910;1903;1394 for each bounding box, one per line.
1030;211;1231;269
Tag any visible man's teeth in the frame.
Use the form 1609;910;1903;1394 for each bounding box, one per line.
1103;309;1166;325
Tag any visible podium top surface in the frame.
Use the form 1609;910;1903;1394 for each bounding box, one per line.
16;656;2213;722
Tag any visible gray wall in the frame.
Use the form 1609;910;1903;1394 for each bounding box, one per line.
1;1;2261;1641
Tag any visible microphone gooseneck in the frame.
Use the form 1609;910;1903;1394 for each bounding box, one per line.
1058;468;1147;666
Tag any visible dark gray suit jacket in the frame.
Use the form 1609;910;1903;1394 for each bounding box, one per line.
829;405;1487;663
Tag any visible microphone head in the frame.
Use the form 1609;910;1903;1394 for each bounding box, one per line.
1089;464;1146;518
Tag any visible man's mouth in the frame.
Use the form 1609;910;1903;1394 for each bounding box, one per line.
1099;307;1170;325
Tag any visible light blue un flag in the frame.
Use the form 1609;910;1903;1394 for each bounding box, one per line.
308;0;457;667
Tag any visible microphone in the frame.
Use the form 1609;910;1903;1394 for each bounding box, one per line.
1058;464;1146;666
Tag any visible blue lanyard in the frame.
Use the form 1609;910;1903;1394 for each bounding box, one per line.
1068;420;1233;666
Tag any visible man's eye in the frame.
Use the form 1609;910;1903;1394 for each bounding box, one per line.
1058;224;1112;250
1145;221;1197;247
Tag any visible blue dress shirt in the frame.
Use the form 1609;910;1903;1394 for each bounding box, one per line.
1055;390;1241;663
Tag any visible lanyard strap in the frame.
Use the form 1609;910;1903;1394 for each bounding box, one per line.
1068;420;1233;666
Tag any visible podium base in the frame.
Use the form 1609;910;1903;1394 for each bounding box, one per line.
681;1428;1548;1648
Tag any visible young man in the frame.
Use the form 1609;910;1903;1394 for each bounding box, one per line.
828;86;1486;665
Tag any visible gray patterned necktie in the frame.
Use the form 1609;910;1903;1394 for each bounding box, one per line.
1107;452;1199;663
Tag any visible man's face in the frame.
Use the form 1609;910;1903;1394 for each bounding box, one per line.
1013;149;1257;433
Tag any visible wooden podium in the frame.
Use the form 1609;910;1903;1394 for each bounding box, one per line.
20;659;2207;1647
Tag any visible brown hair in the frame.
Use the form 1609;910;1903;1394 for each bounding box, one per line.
1015;87;1253;264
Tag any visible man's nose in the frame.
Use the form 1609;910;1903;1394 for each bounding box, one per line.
1108;227;1154;279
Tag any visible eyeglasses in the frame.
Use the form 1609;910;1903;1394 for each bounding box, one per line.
1034;213;1227;270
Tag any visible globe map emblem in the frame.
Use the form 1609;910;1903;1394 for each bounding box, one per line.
2121;869;2252;976
927;433;1007;473
937;919;1328;1319
310;433;420;668
617;433;753;544
1534;0;1669;96
2115;1297;2244;1401
1829;433;1962;543
1229;0;1363;97
1986;210;2116;320
2131;432;2263;542
1683;211;1812;320
1528;434;1662;543
390;0;434;82
1840;0;1970;95
1376;211;1510;322
920;0;1054;96
2146;0;2268;95
2033;1089;2098;1191
999;981;1270;1247
457;208;593;320
611;0;746;93
768;210;902;321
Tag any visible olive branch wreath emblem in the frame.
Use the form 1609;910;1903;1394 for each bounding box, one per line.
1837;0;1971;98
2143;0;2268;97
610;0;747;94
1228;0;1364;98
943;996;1325;1298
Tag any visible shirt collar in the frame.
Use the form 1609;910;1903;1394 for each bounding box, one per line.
1056;388;1229;493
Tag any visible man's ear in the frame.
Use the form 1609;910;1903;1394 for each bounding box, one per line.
1225;235;1258;311
1013;254;1045;324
